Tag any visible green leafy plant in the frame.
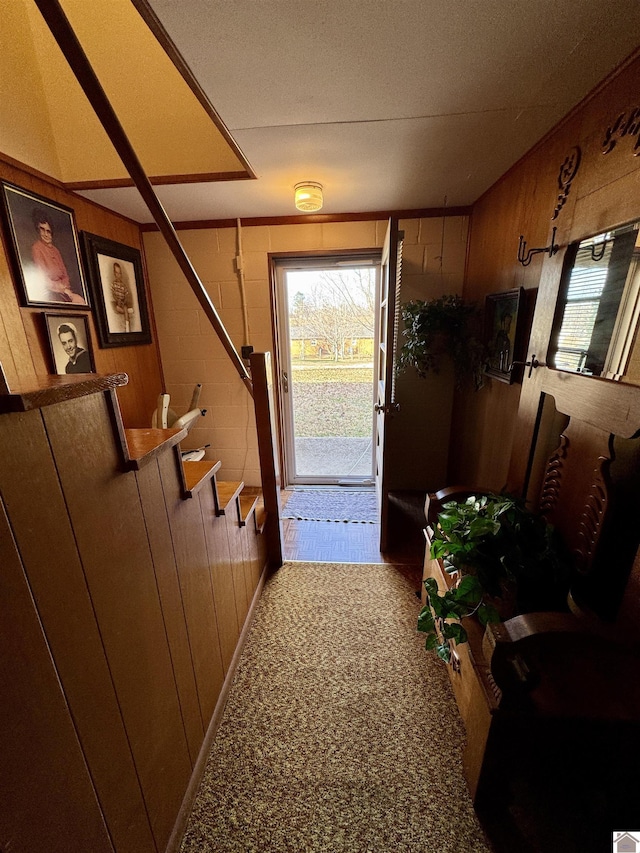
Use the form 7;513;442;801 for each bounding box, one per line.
418;493;570;662
418;575;500;662
398;295;486;389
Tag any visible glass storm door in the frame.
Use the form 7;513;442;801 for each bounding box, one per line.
275;255;380;486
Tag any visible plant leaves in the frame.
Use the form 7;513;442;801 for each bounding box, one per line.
477;602;501;625
452;575;483;606
417;608;435;633
425;633;439;651
423;577;439;596
469;517;500;538
436;642;452;663
442;622;468;644
428;592;447;618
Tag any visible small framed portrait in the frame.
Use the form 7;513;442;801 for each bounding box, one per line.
44;313;95;375
0;182;89;308
81;232;152;348
484;288;524;383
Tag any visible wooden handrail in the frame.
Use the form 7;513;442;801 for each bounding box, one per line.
34;0;253;398
250;352;283;570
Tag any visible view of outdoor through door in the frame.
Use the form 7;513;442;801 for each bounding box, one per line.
276;256;380;485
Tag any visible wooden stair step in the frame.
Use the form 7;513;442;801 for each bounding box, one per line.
182;459;222;498
238;487;262;527
124;428;186;469
214;480;244;517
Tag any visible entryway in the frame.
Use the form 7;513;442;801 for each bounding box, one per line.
272;224;407;560
274;254;379;486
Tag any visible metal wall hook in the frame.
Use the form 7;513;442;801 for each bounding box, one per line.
517;226;560;267
589;239;609;261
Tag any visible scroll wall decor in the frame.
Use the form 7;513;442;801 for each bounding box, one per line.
552;146;581;220
602;106;640;156
519;145;581;265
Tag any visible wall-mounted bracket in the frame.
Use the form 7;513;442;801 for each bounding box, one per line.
517;226;559;267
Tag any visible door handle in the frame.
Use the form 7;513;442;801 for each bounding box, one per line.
375;402;400;414
509;354;546;379
282;371;289;393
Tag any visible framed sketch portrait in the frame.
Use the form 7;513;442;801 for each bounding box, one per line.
81;232;152;348
0;182;89;308
484;288;524;383
44;313;96;375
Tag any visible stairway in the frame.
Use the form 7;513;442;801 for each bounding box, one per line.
0;371;271;853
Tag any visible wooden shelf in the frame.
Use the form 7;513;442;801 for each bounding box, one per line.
0;373;129;414
214;480;244;517
124;428;187;469
238;487;262;527
182;459;222;498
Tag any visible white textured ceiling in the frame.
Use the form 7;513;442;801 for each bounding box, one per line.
79;0;640;222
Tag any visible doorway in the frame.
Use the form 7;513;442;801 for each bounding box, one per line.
274;254;380;487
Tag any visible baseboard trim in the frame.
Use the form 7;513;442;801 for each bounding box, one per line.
164;560;271;853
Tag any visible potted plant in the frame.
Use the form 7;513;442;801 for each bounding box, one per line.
398;294;486;389
418;493;570;662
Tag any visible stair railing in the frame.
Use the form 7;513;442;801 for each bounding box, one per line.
35;0;253;398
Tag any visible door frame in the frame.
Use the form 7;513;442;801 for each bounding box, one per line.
375;218;403;551
269;249;382;488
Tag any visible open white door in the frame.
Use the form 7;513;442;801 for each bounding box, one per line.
375;218;403;551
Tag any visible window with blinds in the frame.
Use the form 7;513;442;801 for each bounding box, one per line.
554;240;614;373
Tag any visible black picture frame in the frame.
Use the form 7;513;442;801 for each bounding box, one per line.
484;288;524;383
0;181;89;308
81;232;152;348
44;313;96;375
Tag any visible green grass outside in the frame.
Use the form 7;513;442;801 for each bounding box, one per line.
290;365;375;438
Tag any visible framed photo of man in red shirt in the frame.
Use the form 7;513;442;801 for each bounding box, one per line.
0;182;89;308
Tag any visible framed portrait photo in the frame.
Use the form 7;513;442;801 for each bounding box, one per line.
44;313;95;376
0;182;89;308
81;232;152;348
484;288;524;383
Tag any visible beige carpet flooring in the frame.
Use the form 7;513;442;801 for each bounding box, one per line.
180;562;494;853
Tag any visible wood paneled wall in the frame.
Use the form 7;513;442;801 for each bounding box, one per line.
0;386;267;853
452;49;640;492
0;156;164;426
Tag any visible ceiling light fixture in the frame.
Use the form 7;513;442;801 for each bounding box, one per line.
294;181;323;212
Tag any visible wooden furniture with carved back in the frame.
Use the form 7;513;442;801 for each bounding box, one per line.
423;404;640;835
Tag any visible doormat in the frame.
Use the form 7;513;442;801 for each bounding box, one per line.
281;489;378;523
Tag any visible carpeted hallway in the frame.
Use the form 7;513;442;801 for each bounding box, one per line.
179;562;493;852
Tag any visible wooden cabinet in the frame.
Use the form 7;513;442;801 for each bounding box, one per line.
422;527;501;800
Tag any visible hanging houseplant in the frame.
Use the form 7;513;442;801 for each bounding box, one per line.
398;294;486;389
417;493;571;662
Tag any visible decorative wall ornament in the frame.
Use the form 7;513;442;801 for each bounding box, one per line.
552;146;581;220
602;106;640;156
